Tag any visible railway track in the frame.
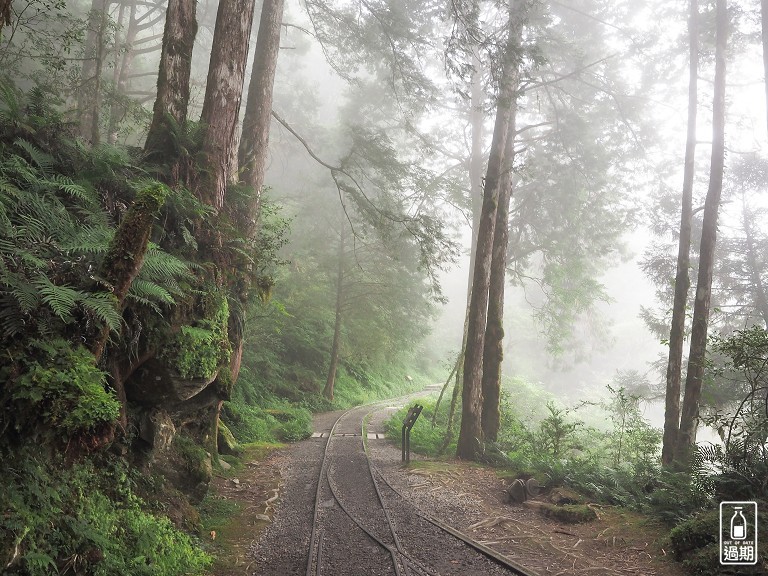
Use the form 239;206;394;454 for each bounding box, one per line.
304;402;539;576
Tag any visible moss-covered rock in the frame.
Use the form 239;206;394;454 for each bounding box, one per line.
217;420;242;456
161;292;231;381
539;503;597;524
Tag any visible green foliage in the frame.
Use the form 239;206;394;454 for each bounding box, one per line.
0;450;211;576
222;399;312;444
692;327;768;501
2;339;119;438
668;506;768;575
173;434;212;486
161;293;231;380
0;82;193;347
385;397;456;455
536;402;583;458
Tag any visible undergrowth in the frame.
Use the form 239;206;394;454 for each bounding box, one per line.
0;449;211;575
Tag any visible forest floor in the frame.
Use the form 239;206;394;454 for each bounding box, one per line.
201;407;685;576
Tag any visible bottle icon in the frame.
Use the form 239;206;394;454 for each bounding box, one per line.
730;507;747;540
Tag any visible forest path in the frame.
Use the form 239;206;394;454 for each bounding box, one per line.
204;392;684;576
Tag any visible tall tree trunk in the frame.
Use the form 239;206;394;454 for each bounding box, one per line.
762;0;768;136
144;0;197;163
238;0;286;234
481;108;517;443
324;223;346;401
456;1;520;460
108;2;140;144
741;196;768;327
466;46;485;299
78;0;109;144
676;0;728;464
661;0;699;467
199;0;257;210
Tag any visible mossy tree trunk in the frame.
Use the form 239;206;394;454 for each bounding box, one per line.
144;0;197;163
662;0;698;467
676;0;727;465
456;0;520;461
90;185;169;363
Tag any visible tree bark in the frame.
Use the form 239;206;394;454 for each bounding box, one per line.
661;0;699;467
676;0;727;464
108;2;141;144
144;0;197;163
741;196;768;327
78;0;109;144
466;46;484;300
238;0;285;235
456;0;519;460
323;223;346;401
90;184;169;362
199;0;257;210
481;110;516;443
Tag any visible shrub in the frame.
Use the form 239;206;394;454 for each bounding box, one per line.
0;451;211;576
4;339;120;439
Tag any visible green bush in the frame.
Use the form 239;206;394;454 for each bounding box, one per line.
222;401;311;444
385;397;453;455
667;504;768;575
4;339;120;437
162;293;231;380
0;451;211;576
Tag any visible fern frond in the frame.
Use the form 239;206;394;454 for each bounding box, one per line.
9;282;41;313
33;276;78;321
0;296;27;338
0;175;20;196
0;80;23;134
47;174;92;203
14;138;54;175
139;247;193;282
125;293;162;314
61;225;113;255
81;292;122;332
128;279;175;306
180;225;197;249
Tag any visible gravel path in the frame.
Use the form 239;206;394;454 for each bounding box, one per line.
249;398;536;576
249;395;683;576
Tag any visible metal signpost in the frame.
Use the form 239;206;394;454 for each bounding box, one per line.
401;404;423;463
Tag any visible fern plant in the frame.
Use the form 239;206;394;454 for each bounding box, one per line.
0;84;196;345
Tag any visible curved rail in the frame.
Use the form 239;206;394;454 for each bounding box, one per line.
306;400;540;576
361;406;540;576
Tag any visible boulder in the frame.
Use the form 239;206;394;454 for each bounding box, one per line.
139;409;176;451
217;420;242;456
